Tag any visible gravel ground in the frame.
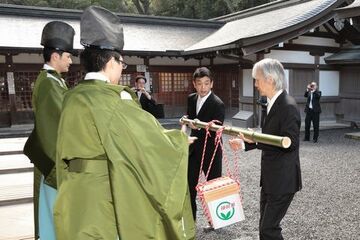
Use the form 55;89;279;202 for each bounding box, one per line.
193;128;360;240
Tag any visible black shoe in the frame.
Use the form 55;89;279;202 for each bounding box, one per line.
303;138;310;141
313;139;318;143
203;225;215;233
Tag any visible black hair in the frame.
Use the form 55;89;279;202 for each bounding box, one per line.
193;67;212;81
135;75;147;83
43;48;64;62
80;48;121;72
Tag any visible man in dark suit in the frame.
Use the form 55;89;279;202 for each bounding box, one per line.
257;96;268;128
184;67;225;221
304;82;321;143
230;58;302;240
134;75;157;115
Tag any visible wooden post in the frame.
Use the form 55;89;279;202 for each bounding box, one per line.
254;52;264;127
5;53;16;126
314;55;320;84
238;59;243;111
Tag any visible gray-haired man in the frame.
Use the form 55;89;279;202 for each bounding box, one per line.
230;58;302;240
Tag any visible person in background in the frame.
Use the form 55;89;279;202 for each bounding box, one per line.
54;6;195;240
304;81;321;143
23;21;76;240
183;66;225;224
229;58;302;240
133;75;157;115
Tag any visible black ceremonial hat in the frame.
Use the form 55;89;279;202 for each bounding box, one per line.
81;6;124;52
41;21;76;54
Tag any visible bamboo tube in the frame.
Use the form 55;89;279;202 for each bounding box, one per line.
180;116;291;149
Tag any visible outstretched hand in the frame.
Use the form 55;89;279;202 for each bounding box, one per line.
239;131;255;144
187;121;199;130
229;138;243;151
188;136;197;144
229;130;256;150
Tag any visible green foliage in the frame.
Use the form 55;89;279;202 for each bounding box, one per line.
151;0;229;19
1;0;273;18
151;0;273;19
1;0;133;12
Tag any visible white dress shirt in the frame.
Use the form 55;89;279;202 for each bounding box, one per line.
43;64;67;88
309;90;314;109
267;89;283;114
137;91;142;99
84;72;110;82
196;91;212;115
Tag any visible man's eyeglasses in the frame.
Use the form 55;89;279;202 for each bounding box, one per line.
115;57;128;70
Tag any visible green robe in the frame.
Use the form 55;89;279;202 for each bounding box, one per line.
31;70;67;187
25;69;67;239
54;80;195;240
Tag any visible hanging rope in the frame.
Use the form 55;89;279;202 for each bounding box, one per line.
228;136;243;202
204;125;224;180
198;120;222;182
195;120;245;226
196;120;243;203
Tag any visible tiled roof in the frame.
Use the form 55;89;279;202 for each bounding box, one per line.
335;0;360;18
185;0;343;55
0;4;221;54
0;1;349;56
337;0;360;9
123;23;216;52
324;45;360;64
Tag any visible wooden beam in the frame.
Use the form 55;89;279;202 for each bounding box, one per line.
314;55;320;83
302;31;339;39
274;43;339;53
282;63;337;70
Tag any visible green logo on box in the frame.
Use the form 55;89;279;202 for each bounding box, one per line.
216;201;235;220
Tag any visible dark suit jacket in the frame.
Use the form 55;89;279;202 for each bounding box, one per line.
304;90;321;113
246;91;302;195
137;91;156;114
187;92;225;163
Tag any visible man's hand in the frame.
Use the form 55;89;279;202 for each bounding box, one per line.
139;88;151;99
238;131;255;144
187;121;199;130
188;136;197;144
181;122;187;133
307;84;312;91
181;121;199;131
307;83;316;91
229;129;257;150
229;138;243;151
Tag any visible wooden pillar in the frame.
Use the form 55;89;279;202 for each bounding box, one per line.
310;51;323;85
210;57;214;68
143;56;151;90
229;70;232;110
254;52;264;127
5;53;16;126
143;56;150;67
314;55;320;84
238;59;243;110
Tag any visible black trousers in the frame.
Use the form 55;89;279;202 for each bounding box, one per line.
259;189;295;240
305;109;320;140
188;150;222;220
